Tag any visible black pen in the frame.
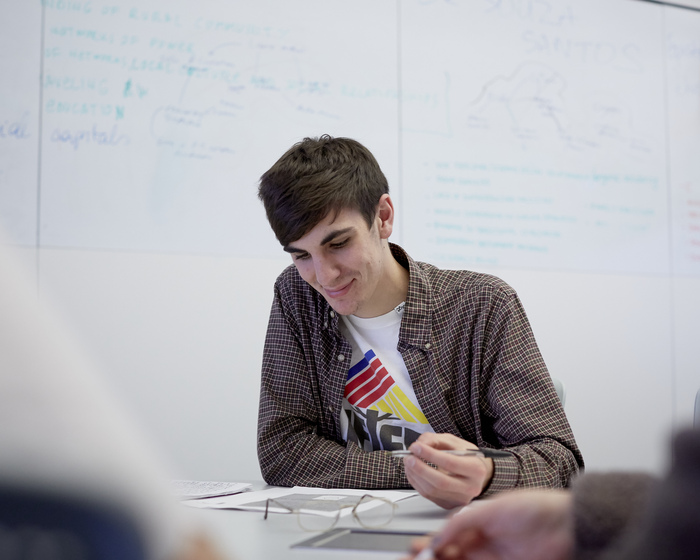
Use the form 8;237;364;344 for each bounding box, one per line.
390;447;512;459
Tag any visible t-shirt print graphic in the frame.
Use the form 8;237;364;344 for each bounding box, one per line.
344;349;429;451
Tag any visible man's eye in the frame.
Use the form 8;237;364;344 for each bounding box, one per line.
293;253;310;261
331;239;348;249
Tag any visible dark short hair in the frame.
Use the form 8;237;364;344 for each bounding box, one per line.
258;135;389;247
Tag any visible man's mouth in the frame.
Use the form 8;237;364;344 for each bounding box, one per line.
324;280;353;298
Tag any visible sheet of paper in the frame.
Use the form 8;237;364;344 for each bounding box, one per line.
171;480;252;500
183;486;417;512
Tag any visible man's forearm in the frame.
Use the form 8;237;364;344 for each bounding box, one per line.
483;439;582;495
258;419;409;488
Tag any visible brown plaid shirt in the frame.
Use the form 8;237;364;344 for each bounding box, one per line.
257;244;584;493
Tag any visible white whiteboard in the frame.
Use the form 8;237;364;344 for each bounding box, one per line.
1;0;699;275
667;5;700;276
0;2;41;246
401;0;670;274
32;0;400;257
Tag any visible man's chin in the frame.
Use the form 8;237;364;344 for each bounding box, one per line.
325;298;358;317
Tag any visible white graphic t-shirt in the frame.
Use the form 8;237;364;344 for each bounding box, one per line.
338;303;434;452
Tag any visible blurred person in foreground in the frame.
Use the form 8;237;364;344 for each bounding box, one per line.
0;234;226;560
407;427;700;560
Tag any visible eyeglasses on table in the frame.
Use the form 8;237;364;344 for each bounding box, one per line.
263;494;397;532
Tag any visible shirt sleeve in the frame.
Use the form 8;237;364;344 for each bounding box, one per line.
256;282;410;489
466;285;585;495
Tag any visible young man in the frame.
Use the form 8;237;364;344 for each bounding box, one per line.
256;135;583;507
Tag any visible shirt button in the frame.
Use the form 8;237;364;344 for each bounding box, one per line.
337;354;345;362
425;343;432;350
330;311;336;318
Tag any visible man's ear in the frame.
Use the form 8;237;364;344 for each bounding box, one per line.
376;194;395;239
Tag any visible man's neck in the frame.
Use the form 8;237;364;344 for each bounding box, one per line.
355;244;409;318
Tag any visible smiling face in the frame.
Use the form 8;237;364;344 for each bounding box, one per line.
284;195;408;318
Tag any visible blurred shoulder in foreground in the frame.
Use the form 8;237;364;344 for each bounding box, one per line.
0;234;228;560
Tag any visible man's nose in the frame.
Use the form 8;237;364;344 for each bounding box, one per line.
314;255;340;286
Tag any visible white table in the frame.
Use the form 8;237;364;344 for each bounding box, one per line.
192;485;452;560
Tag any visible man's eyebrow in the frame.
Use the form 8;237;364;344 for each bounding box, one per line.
320;227;354;245
283;227;355;254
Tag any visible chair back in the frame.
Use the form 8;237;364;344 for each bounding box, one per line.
552;377;566;408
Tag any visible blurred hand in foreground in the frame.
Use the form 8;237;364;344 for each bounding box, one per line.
407;488;574;560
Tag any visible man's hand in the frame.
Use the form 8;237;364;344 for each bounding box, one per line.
402;433;494;509
407;489;574;560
